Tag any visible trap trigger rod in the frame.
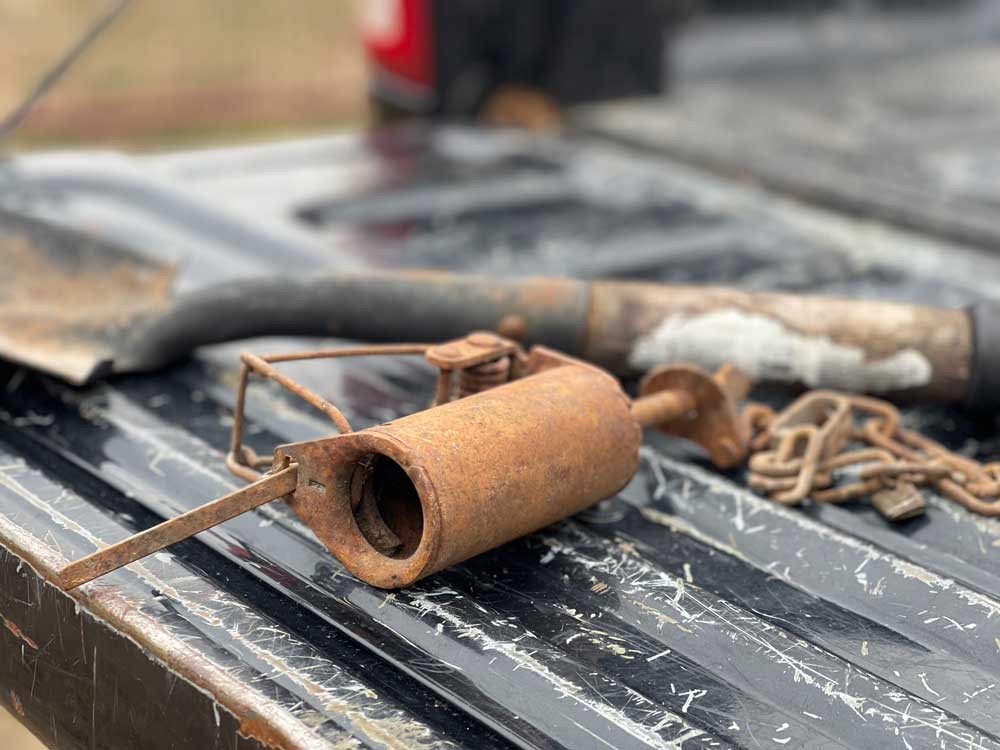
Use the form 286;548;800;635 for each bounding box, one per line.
58;465;297;590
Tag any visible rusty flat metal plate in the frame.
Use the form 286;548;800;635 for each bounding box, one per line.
0;209;175;384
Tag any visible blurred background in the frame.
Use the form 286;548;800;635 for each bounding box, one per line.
3;0;994;150
1;0;368;149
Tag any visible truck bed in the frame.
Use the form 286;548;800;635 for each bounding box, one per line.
1;122;999;749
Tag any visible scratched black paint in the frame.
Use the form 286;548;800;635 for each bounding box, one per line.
0;545;271;750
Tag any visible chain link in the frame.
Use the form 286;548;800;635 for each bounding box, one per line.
746;391;1000;519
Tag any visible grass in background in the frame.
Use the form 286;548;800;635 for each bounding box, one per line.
0;0;369;149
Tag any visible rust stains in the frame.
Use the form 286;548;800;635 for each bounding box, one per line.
2;615;38;650
8;689;24;717
0;228;174;384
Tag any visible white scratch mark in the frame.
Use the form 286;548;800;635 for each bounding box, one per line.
678;689;706;714
90;646;97;750
917;673;941;698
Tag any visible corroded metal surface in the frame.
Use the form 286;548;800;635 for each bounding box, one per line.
57;466;298;590
0;208;174;384
587;280;973;401
55;337;643;592
635;363;750;469
279;360;640;588
4;125;1000;749
50;328;762;593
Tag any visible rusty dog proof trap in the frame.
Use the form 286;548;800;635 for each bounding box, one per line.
55;333;751;591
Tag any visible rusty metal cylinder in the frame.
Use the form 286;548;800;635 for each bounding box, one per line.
584;281;973;402
278;364;640;588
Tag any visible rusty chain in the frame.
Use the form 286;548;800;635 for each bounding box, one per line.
746;390;1000;520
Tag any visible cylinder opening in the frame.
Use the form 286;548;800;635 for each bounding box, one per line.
350;454;424;559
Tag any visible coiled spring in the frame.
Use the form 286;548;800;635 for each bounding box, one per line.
457;355;512;397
